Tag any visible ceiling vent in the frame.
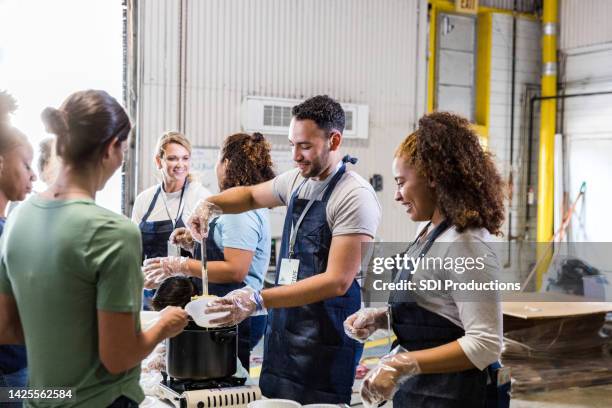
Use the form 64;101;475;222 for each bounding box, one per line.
241;96;369;139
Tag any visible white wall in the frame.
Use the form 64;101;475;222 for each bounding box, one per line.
559;0;612;244
561;45;612;244
560;0;612;253
487;14;541;239
560;0;612;51
133;0;428;242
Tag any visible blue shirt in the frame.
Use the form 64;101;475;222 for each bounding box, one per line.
0;217;28;376
211;209;271;291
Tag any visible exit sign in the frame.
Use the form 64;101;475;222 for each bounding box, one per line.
456;0;478;14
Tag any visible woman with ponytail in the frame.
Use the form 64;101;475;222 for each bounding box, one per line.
0;90;188;407
0;90;36;398
142;132;274;370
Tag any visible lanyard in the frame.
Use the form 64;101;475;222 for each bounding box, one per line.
393;219;450;283
287;161;344;258
159;180;188;229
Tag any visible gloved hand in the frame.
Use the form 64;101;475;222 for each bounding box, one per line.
344;307;389;342
170;227;195;253
186;200;223;242
142;256;189;289
205;286;267;326
360;346;421;407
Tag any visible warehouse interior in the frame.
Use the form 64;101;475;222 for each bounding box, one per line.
0;0;611;407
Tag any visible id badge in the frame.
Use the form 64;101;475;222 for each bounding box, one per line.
167;241;181;257
278;258;300;285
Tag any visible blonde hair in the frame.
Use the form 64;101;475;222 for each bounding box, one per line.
154;131;194;182
394;131;423;172
155;131;192;159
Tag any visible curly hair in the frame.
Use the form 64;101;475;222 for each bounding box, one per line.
0;90;28;154
395;112;505;235
219;132;275;190
292;95;345;134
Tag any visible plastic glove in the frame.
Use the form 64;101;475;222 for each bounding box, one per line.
344;307;389;343
142;256;189;289
360;345;421;407
170;227;195;253
205;286;267;326
186;200;223;242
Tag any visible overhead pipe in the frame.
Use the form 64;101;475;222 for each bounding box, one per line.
504;0;518;269
526;91;612;227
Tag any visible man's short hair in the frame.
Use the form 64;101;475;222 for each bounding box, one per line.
291;95;345;134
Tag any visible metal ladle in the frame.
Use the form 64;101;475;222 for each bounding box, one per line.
199;205;223;296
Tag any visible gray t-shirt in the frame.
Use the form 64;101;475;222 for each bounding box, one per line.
272;165;381;238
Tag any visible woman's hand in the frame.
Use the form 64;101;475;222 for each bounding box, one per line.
170;227;195;253
360;346;421;407
343;307;389;342
157;306;189;338
142;257;189;289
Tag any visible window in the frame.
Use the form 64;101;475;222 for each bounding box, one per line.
0;0;124;213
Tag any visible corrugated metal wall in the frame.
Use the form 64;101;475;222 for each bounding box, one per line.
137;0;183;186
560;0;612;50
135;0;426;242
480;0;538;13
488;14;541;239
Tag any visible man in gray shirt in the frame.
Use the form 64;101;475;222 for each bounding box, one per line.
188;95;381;404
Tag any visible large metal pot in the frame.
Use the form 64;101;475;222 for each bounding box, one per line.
166;319;237;380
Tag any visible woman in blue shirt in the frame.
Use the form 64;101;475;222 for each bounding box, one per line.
143;132;274;370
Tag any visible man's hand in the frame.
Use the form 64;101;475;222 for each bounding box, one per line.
205;286;266;326
344;307;388;342
186;200;223;242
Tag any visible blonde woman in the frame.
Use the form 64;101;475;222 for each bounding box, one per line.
131;132;211;309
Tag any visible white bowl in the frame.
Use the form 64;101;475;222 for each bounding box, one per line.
140;311;160;330
247;399;301;408
303;405;342;407
185;295;230;327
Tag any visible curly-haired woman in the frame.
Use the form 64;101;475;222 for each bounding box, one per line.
345;112;507;407
0;90;36;399
142;132;274;370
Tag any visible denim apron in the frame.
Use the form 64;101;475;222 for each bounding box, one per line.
389;221;510;407
260;155;363;405
193;217;253;371
139;181;188;310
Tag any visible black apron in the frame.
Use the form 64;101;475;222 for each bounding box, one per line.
139;182;188;310
389;221;510;407
259;155;362;405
